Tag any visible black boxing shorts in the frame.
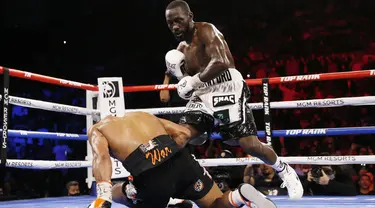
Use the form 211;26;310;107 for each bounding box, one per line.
122;148;214;208
122;135;181;176
180;68;258;141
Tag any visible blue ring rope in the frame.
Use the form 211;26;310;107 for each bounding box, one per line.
2;126;375;140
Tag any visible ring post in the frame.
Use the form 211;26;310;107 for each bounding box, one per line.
85;90;95;189
97;78;130;180
262;78;272;146
1;68;10;166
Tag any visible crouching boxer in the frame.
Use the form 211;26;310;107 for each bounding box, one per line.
87;112;277;208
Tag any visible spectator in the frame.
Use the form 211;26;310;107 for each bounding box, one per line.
249;164;287;196
66;181;80;196
53;141;72;161
303;164;356;196
357;172;375;195
208;150;240;192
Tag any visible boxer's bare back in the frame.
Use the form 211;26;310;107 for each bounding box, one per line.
88;112;190;162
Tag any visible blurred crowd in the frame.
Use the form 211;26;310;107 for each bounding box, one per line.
160;0;375;198
0;89;88;200
2;0;375;202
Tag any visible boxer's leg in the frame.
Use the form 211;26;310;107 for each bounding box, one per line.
180;153;276;208
236;107;278;165
215;81;284;166
204;184;277;208
179;96;215;145
219;82;303;199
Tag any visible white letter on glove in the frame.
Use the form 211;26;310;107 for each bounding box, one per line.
165;49;185;80
177;74;204;100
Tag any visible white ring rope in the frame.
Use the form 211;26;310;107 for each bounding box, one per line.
9;95;100;116
6;95;375;116
126;96;375;115
6;155;375;169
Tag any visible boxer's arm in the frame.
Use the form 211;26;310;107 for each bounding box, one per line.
197;23;230;82
163;74;171;83
158;118;192;146
88;126;112;183
160;75;171;103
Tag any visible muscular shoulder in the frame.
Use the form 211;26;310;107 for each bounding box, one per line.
177;41;187;52
196;22;223;40
88;115;115;136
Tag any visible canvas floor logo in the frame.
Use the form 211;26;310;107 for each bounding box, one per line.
101;81;120;98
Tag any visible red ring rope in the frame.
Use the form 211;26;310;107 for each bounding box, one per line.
1;66;374;92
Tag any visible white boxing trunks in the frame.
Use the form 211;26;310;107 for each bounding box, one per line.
179;68;258;141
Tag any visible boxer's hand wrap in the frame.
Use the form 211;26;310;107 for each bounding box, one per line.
88;198;112;208
177;74;204;100
88;182;112;208
97;182;112;202
165;49;185;80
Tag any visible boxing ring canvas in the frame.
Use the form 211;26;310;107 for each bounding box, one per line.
0;196;374;208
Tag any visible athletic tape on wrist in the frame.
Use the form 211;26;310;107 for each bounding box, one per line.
97;181;113;202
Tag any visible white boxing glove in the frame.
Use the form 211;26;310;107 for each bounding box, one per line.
177;74;204;100
165;49;185;80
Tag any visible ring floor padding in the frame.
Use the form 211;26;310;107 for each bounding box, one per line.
0;195;374;208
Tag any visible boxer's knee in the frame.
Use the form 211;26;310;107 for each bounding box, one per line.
179;111;214;137
219;118;258;141
238;136;263;153
239;136;277;164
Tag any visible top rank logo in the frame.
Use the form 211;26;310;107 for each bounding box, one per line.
101;81;120;98
213;95;235;107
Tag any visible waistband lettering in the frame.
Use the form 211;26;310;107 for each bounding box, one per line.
145;147;172;166
204;70;232;87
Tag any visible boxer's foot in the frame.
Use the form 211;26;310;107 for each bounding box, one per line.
278;163;304;199
230;183;277;208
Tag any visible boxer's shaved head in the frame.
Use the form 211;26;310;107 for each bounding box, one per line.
165;0;194;41
166;0;191;15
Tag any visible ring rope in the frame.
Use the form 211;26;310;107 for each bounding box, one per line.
2;66;374;188
5;130;87;140
3;126;375;140
5;155;375;169
0;66;98;91
1;66;374;92
126;96;375;115
6;95;375;117
8;95;100;116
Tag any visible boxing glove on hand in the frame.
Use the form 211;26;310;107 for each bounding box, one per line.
165;49;185;80
177;74;204;100
88;182;112;208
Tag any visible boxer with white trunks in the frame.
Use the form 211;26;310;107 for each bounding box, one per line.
163;0;303;200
